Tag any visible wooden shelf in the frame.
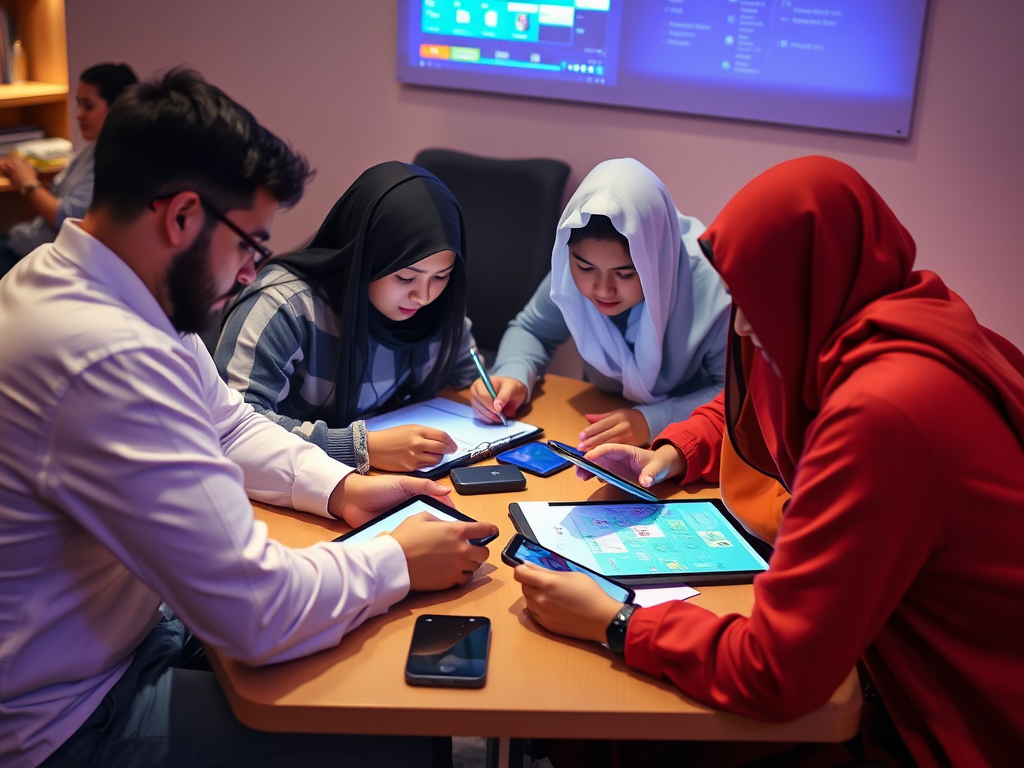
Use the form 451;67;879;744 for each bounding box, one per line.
0;81;69;108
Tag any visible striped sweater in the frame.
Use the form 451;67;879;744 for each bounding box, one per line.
215;265;478;472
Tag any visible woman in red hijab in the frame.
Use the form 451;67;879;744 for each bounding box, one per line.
515;156;1024;767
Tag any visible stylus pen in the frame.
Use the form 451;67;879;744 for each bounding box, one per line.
468;346;508;426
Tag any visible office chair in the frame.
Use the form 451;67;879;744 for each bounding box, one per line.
412;148;570;361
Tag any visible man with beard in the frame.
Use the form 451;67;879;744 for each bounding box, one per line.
0;70;494;768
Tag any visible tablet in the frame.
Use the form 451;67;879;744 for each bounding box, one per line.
546;440;658;502
508;499;771;586
333;495;499;547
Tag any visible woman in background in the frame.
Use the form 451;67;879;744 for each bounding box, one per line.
470;158;731;451
216;161;479;473
0;63;137;276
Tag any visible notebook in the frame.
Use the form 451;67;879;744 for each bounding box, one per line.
362;397;542;479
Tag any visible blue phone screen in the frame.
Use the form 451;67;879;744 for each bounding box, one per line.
512;537;632;603
497;442;569;475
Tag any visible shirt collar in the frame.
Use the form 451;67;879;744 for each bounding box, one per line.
52;220;181;340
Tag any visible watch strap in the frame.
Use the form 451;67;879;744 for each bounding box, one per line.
20;181;42;197
605;602;636;655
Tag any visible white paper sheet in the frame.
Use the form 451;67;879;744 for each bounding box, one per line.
362;397;538;471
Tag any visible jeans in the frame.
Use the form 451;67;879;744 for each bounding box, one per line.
41;610;432;768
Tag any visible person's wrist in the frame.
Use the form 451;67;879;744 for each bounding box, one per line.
19;180;42;197
605;603;636;654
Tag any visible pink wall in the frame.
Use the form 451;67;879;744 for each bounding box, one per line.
67;1;1024;348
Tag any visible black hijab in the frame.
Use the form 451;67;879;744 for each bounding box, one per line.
268;162;467;425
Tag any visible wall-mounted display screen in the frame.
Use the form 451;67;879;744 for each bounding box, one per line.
396;0;929;138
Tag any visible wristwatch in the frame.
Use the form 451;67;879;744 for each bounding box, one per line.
605;603;637;655
20;181;42;197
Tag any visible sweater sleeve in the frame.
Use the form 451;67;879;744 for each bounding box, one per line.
651;392;727;484
625;391;943;722
448;316;481;389
490;273;572;399
214;285;370;473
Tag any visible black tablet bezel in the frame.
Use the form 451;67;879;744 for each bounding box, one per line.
546;440;659;502
333;495;498;547
508;498;773;586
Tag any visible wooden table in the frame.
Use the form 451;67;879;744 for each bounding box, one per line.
209;375;861;764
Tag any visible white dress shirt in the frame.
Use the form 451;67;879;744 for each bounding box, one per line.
0;222;411;768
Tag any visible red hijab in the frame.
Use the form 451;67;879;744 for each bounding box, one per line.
702;156;1024;490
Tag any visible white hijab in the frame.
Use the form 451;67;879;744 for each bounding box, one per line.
550;158;724;404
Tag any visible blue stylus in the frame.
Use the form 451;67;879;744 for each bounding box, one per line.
469;346;508;426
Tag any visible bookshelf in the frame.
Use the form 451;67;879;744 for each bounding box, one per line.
1;0;68;203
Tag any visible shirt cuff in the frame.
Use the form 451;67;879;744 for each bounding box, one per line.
349;533;411;609
291;446;353;518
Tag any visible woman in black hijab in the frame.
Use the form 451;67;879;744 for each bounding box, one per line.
215;162;478;472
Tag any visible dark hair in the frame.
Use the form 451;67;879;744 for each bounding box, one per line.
567;213;630;252
91;68;312;222
79;62;138;106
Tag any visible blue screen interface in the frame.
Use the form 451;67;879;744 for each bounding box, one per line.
517;500;769;577
398;0;928;137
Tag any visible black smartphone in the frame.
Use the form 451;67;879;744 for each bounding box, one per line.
332;495;499;547
450;464;527;495
546;440;659;502
405;614;491;688
502;534;635;604
496;441;572;477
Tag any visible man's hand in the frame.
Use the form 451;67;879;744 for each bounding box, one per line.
366;424;458;472
391;512;497;591
579;443;686;488
328;473;453;528
578;408;650;451
469;376;528;423
514;564;624;643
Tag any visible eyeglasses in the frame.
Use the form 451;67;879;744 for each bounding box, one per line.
149;193;273;267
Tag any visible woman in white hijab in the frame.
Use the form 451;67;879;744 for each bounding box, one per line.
470;158;731;450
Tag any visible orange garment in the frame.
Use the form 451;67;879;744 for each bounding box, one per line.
625;157;1024;767
654;392;789;545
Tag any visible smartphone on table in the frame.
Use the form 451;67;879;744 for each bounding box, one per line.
405;614;491;688
546;440;659;502
496;441;571;477
502;534;635;604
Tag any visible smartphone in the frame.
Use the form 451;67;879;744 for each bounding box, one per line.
546;440;659;502
496;442;571;477
502;534;635;604
405;614;491;688
450;464;527;495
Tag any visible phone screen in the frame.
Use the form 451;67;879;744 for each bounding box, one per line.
506;536;634;604
406;615;490;687
547;440;659;502
496;442;571;476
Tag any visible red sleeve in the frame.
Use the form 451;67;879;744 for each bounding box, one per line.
625;390;942;721
652;392;726;485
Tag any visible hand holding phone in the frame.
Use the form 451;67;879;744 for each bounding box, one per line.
406;615;490;688
502;534;634;604
546;440;659;502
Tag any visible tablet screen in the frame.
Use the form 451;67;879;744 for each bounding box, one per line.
512;500;768;579
337;498;461;545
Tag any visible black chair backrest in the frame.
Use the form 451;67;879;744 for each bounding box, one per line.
412;148;570;357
